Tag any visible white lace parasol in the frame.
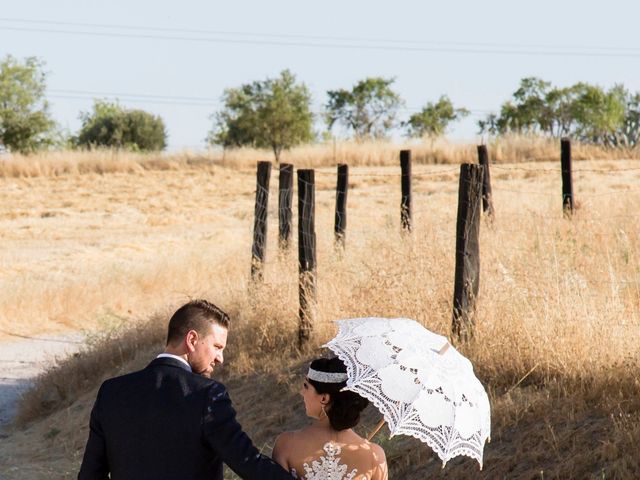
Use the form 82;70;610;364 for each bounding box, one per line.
324;317;491;468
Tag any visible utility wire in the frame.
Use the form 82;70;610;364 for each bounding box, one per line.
46;89;491;114
47;94;217;107
50;89;220;103
2;24;640;58
1;17;639;54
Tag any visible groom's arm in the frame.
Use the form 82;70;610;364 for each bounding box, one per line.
203;382;293;480
78;385;110;480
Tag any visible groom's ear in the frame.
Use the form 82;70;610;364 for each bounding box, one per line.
185;329;199;352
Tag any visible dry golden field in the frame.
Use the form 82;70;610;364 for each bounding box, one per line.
1;141;640;478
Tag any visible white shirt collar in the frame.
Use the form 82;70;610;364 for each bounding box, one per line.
156;353;192;372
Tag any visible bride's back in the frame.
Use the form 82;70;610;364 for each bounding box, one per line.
276;425;386;480
273;357;387;479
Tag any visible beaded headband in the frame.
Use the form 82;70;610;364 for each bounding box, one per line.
307;367;348;383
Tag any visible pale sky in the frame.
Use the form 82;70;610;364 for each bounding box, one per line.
1;0;639;150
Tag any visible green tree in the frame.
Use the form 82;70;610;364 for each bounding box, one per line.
478;78;629;146
617;87;640;147
481;77;551;135
569;83;625;146
208;70;314;163
325;77;403;140
0;55;55;153
403;96;469;138
543;85;580;138
76;100;167;151
477;113;499;136
510;77;552;133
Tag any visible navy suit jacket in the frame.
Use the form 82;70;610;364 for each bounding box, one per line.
78;357;293;480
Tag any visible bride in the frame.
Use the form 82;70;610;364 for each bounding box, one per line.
273;357;388;480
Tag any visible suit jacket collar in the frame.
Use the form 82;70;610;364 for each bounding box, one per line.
148;356;193;372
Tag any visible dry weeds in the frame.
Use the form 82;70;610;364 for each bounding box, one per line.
1;136;638;179
1;154;640;478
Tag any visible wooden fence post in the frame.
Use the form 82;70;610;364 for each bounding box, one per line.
452;164;484;342
477;145;494;218
335;164;349;248
561;138;574;215
279;163;294;250
251;161;272;281
298;169;316;347
400;150;412;232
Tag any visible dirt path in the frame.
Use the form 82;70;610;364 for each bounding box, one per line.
0;332;85;436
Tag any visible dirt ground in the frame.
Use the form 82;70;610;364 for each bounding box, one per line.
0;332;84;435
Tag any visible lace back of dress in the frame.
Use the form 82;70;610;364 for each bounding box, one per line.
291;442;360;480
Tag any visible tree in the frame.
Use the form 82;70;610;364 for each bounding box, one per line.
403;96;469;138
617;87;640;147
478;77;630;147
208;70;314;163
569;83;625;146
325;77;403;140
76;100;167;151
0;55;55;153
480;77;551;135
543;85;580;138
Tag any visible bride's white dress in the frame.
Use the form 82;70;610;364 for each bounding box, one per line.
291;442;361;480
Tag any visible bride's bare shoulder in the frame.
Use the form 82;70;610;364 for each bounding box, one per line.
273;429;304;468
368;440;385;458
274;429;296;450
367;441;388;480
273;427;322;467
346;431;381;450
274;427;313;452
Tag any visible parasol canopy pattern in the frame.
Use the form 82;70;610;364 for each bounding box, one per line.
324;317;491;468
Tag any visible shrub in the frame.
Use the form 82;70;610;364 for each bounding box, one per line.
76;100;167;151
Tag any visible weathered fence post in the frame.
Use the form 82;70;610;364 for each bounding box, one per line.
335;164;349;248
561;138;574;215
400;150;412;232
278;163;294;250
298;169;316;347
477;145;494;218
452;164;484;342
251;161;272;281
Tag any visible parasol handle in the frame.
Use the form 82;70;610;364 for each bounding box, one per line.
438;342;450;355
367;418;386;441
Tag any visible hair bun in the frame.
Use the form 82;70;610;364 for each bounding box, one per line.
308;357;369;431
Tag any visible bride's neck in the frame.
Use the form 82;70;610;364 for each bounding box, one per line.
312;416;332;429
310;419;354;441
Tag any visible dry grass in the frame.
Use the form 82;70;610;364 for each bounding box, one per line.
0;149;212;177
2;155;640;478
0;165;256;340
1;136;639;178
223;135;640;169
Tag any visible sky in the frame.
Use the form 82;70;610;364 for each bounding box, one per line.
1;0;640;151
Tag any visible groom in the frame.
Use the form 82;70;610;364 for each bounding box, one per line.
78;299;293;480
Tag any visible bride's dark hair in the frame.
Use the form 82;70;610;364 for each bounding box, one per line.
308;357;369;431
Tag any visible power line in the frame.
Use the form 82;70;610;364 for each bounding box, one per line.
2;23;640;58
1;17;639;54
49;89;220;103
46;88;491;114
47;94;216;108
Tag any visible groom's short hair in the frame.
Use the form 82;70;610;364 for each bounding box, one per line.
166;299;230;346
